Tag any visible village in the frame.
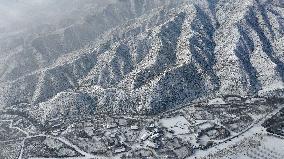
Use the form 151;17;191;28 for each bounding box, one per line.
53;95;282;158
1;95;284;159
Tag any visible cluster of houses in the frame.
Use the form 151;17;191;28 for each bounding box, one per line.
60;95;282;158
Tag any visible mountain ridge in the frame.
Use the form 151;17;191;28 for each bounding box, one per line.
1;0;284;121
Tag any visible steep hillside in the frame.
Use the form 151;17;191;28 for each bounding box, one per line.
1;0;284;120
0;0;182;82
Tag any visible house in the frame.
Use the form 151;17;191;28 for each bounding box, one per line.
224;95;243;104
150;133;160;140
114;146;126;154
110;133;116;138
131;125;139;130
106;122;117;129
141;131;151;141
149;123;155;128
145;140;159;149
245;97;267;104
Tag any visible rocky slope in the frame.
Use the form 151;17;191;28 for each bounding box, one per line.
1;0;284;126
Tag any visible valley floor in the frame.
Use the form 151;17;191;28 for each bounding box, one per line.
1;96;284;159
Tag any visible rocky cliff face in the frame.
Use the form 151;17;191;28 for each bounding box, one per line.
1;0;284;121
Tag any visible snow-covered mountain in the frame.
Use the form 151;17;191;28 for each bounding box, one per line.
1;0;284;122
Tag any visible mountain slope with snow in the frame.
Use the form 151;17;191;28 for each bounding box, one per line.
0;0;284;118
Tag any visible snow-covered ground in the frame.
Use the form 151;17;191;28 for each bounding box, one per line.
159;115;192;135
